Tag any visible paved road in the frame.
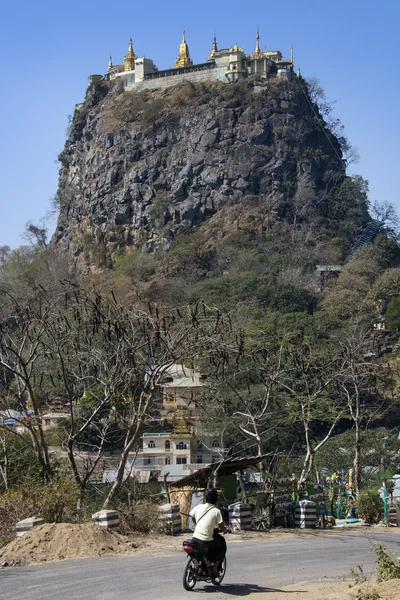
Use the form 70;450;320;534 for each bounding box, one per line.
1;530;399;600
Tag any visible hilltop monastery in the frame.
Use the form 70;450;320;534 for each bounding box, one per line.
89;30;298;92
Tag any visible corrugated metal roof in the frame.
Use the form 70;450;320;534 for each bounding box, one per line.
0;409;20;418
41;412;69;419
170;454;272;488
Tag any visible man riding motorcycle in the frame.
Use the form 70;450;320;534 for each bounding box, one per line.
189;488;228;576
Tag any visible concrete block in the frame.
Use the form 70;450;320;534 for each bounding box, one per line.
92;509;119;530
15;517;44;538
229;503;252;531
158;503;182;535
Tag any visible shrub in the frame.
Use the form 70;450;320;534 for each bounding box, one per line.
271;283;317;314
0;476;79;548
372;542;400;582
119;500;160;534
186;273;275;311
356;489;383;524
114;250;157;282
148;194;172;229
385;296;400;330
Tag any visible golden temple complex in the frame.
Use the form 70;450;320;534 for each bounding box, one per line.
96;29;296;93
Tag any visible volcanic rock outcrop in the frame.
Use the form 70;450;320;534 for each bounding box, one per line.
53;77;344;268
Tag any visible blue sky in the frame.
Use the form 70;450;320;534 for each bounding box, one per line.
0;0;398;249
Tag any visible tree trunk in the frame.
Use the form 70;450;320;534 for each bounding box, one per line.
353;388;361;496
353;419;361;496
299;449;314;485
299;417;313;485
102;392;153;509
0;434;9;490
26;388;53;479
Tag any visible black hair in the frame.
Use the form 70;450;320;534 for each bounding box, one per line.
206;488;218;504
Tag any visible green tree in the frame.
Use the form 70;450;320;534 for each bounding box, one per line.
385;296;400;329
0;430;43;493
271;284;317;314
335;326;395;495
276;338;346;484
321;245;381;320
315;428;400;490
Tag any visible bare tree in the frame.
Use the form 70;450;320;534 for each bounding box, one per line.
196;337;345;484
369;199;400;237
270;339;346;484
0;291;54;478
0;283;242;508
22;222;48;249
102;301;241;508
335;326;392;495
0;246;10;264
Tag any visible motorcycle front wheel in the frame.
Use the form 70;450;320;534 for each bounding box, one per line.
183;557;197;591
211;556;227;586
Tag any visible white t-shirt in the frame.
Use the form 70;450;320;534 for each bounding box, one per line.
190;503;223;542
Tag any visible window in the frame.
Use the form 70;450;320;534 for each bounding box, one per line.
165;456;171;465
165;440;170;450
212;440;220;448
197;455;203;464
177;457;187;465
196;440;203;450
44;419;51;426
176;442;187;450
145;457;156;465
148;440;155;448
212;455;220;464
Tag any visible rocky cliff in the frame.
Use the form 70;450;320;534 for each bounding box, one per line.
53;76;347;270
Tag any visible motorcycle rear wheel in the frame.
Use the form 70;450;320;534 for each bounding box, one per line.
183;557;197;591
211;557;227;586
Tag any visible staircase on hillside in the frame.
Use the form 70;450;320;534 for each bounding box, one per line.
351;220;384;252
346;220;385;262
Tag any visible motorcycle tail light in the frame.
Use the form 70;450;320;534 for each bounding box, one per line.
183;544;194;553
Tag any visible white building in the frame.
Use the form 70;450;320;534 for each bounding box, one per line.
130;363;223;470
41;412;68;430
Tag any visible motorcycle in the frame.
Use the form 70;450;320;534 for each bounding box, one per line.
182;535;227;591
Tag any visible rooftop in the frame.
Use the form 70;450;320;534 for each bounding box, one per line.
162;363;203;388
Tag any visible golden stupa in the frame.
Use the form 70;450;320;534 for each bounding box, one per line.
124;37;136;71
174;30;193;68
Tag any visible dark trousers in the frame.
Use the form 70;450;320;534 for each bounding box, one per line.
193;533;226;562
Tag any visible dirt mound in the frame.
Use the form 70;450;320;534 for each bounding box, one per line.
0;523;137;566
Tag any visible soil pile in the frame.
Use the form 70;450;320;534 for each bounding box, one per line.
0;523;137;565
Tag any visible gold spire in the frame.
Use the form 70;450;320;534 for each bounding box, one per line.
297;66;301;77
209;34;218;57
174;30;193;68
255;27;262;56
232;42;239;52
251;27;263;59
124;37;136;72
